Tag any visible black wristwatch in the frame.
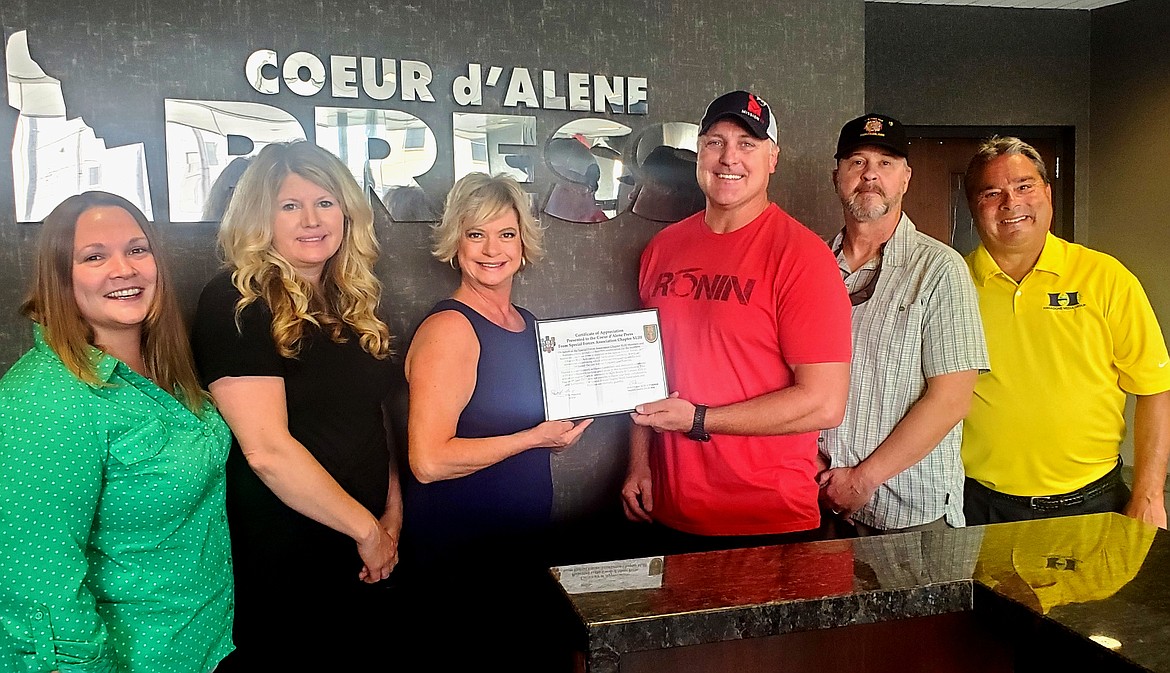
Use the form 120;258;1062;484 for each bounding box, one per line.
685;404;711;442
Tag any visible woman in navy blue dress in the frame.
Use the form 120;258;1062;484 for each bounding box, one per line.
401;173;591;669
404;172;591;559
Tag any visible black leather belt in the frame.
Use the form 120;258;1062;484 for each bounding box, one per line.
988;461;1122;512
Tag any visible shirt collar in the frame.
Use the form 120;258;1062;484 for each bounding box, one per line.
967;232;1065;285
1033;232;1067;275
884;212;915;268
32;323;119;386
830;229;847;270
831;212;914;272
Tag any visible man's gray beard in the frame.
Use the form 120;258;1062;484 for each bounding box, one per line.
844;191;891;222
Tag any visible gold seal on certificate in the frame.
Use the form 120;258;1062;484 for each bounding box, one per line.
535;309;668;421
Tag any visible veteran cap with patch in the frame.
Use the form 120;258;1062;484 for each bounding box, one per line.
835;113;908;160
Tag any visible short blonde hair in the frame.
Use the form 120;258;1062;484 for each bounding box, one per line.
218;141;391;359
432;173;544;266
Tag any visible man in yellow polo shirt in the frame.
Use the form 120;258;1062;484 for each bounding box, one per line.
962;136;1170;527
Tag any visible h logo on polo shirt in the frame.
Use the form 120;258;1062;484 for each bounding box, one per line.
1046;291;1083;309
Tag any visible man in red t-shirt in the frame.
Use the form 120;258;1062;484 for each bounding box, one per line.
622;90;852;552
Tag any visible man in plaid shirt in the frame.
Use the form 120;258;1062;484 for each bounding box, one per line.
818;114;989;535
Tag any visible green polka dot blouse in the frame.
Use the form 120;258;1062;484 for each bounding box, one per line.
0;326;234;672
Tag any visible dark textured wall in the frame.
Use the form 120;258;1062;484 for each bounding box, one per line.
1088;0;1170;318
1089;0;1170;468
864;4;1091;234
0;0;865;521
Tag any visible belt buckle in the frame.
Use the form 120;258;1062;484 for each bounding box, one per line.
1029;495;1052;510
1030;493;1083;510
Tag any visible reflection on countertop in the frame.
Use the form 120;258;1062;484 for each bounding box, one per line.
555;513;1170;673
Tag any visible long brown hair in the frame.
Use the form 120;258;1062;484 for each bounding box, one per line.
21;191;209;413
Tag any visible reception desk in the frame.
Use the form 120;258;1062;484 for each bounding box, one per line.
554;513;1169;673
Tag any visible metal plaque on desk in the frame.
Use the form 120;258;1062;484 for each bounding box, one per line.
552;556;665;594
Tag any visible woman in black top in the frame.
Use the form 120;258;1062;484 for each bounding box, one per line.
191;142;398;670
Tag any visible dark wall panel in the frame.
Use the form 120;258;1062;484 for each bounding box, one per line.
0;0;865;520
864;3;1090;234
1089;0;1170;347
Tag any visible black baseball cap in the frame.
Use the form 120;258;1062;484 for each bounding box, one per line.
835;113;908;160
699;90;778;144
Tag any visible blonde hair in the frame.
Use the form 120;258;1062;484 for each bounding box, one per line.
432;173;544;266
21;191;209;413
218;142;391;359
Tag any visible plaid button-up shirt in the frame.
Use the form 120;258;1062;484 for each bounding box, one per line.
821;214;989;530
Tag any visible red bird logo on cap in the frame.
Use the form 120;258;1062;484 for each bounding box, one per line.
747;95;763;117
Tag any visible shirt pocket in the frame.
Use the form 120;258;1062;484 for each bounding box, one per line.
107;418;169;467
872;300;927;382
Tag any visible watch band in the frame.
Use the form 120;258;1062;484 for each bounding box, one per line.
686;404;711;442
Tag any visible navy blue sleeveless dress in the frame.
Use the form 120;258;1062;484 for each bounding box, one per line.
401;298;553;565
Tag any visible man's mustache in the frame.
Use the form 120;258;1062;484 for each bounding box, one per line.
853;185;886;197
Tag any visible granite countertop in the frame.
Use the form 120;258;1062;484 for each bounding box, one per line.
554;513;1170;672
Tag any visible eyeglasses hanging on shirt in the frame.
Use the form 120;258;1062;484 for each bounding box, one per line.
835;243;884;307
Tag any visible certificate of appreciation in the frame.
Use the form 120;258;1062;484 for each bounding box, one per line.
535;309;668;421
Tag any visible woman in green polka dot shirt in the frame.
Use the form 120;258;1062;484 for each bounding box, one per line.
0;192;234;672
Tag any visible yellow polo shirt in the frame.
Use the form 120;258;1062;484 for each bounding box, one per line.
964;234;1170;495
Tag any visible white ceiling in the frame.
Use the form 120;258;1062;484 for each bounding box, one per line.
867;0;1129;9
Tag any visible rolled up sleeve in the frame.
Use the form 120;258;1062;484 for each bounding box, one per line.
0;395;118;673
